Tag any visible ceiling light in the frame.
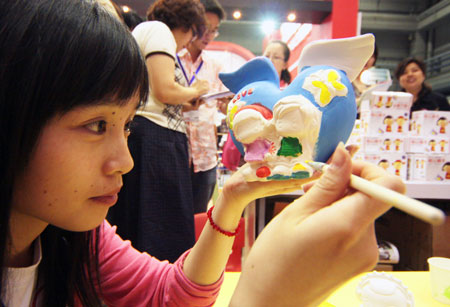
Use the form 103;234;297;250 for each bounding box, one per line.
233;10;242;20
122;5;130;13
287;12;296;22
261;20;276;35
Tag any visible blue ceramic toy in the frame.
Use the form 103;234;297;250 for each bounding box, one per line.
220;34;375;181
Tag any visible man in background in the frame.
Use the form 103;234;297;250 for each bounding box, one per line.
177;0;228;213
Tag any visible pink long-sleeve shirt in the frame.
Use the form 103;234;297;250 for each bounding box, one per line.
98;221;223;306
6;221;223;306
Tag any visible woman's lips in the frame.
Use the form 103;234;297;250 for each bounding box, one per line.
90;194;118;206
90;187;121;206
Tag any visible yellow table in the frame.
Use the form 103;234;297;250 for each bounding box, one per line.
214;271;447;306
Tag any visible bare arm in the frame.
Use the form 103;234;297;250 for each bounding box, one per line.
146;53;209;106
182;166;318;285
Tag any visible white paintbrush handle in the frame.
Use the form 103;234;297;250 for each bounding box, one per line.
350;174;446;226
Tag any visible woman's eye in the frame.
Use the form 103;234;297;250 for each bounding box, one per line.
85;120;107;134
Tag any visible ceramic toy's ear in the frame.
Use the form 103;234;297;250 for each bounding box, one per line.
219;56;280;93
297;34;375;82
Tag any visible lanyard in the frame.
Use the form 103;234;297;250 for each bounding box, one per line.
176;55;203;86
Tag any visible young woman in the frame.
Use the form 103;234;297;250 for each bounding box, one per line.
1;0;405;306
263;40;292;89
395;57;450;114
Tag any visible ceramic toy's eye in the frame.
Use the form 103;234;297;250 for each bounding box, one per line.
272;95;322;140
233;105;272;144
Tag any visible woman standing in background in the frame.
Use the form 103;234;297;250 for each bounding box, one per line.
395;57;449;113
263;40;292;89
107;0;209;263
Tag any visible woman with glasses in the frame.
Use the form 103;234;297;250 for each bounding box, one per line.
107;0;210;263
263;40;292;89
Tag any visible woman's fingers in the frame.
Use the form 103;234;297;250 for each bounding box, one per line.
222;162;322;208
222;172;317;209
310;161;406;235
345;144;360;158
289;144;352;214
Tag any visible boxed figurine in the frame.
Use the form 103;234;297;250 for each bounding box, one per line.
408;153;450;181
370;91;413;111
360;109;410;135
405;136;450;154
346;120;364;149
362;153;408;180
410;110;450;137
361;135;405;153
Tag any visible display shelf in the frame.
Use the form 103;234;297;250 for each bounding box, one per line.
403;181;450;199
278;181;450;199
253;181;450;235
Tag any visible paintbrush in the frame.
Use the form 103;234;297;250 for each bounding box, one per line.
306;161;446;226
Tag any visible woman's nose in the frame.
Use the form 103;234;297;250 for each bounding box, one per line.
104;137;134;176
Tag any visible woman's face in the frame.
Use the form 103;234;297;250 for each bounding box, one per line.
263;42;287;78
11;98;138;231
399;62;425;93
173;27;196;53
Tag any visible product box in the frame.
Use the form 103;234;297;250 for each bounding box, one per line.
361;135;405;153
360;109;410;135
408;153;450;181
353;119;364;134
362;153;408;180
370;91;413;111
345;120;364;148
346;132;363;149
361;136;383;152
352;153;364;161
405;136;450;154
410;110;450;137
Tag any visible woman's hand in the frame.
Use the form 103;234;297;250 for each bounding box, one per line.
184;160;318;286
183;97;205;111
217;165;318;217
230;144;405;306
191;79;209;97
217;95;233;114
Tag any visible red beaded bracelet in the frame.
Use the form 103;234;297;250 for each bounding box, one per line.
207;205;241;237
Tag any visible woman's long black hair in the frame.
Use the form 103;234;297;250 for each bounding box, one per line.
0;0;148;305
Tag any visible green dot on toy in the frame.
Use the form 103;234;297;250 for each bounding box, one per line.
277;137;302;157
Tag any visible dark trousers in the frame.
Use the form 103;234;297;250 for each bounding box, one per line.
107;116;195;263
191;166;217;213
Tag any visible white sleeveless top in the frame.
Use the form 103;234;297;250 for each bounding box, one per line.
2;238;42;306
